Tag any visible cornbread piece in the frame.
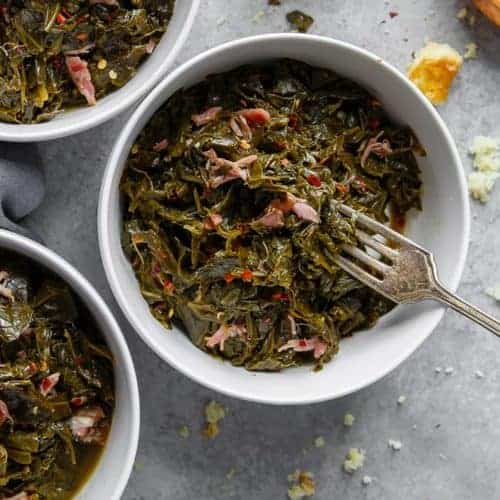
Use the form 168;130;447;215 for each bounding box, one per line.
474;0;500;26
407;42;463;104
343;448;365;472
287;470;316;499
202;401;226;439
344;413;355;426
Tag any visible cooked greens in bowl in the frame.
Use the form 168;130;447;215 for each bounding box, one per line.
120;59;423;372
0;0;175;124
0;251;114;499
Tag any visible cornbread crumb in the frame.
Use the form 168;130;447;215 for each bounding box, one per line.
388;439;402;451
344;413;355;427
202;400;226;439
468;172;498;202
397;395;406;405
407;41;463;105
469;136;500;202
314;436;325;448
252;10;265;23
486;284;500;300
287;470;316;499
178;425;190;439
362;475;373;486
464;42;478;60
343;448;365;473
456;6;468;20
97;59;107;70
108;69;118;80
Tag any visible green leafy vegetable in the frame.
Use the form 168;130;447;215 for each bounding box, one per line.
0;0;175;124
0;253;114;499
121;59;423;372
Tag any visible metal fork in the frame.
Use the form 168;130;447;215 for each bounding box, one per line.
333;203;500;337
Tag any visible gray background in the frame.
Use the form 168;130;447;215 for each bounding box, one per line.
20;1;500;498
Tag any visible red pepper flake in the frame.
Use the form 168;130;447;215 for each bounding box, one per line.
274;139;288;151
354;176;369;192
271;292;289;301
70;396;88;408
76;32;88;42
306;173;322;187
56;13;67;25
40;372;61;397
335;183;350;194
224;273;235;284
163;280;175;294
368;117;381;130
241;269;253;282
288;114;299;129
75;356;85;367
24;361;38;376
389;11;399;18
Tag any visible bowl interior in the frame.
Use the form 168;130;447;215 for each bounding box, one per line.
0;0;199;142
100;35;469;405
0;230;139;499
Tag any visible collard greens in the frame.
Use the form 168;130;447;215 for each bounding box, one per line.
0;0;175;124
0;253;114;499
121;59;423;371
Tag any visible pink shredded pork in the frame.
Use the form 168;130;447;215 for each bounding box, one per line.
153;138;169;152
0;399;13;425
360;131;393;167
206;324;247;351
5;493;31;500
204;213;223;230
265;192;320;224
89;0;119;5
65;56;96;106
278;336;327;359
203;148;257;188
239;108;271;126
254;208;285;229
70;405;108;445
191;106;222;127
0;271;14;302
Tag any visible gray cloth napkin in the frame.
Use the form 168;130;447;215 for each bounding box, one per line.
0;143;45;241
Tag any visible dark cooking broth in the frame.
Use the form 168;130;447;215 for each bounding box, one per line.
0;251;114;499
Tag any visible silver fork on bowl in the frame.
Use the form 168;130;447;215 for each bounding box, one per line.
334;203;500;336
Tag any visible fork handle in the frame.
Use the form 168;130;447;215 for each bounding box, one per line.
432;282;500;337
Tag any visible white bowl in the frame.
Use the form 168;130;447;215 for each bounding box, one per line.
98;34;470;405
0;229;140;498
0;0;199;142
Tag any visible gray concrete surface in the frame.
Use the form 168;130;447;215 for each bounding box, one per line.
20;1;500;498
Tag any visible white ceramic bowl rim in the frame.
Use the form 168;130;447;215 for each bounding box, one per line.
0;0;200;142
0;229;140;499
99;34;470;405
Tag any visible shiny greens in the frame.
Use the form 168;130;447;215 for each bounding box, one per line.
121;60;423;371
0;253;114;499
0;0;175;124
